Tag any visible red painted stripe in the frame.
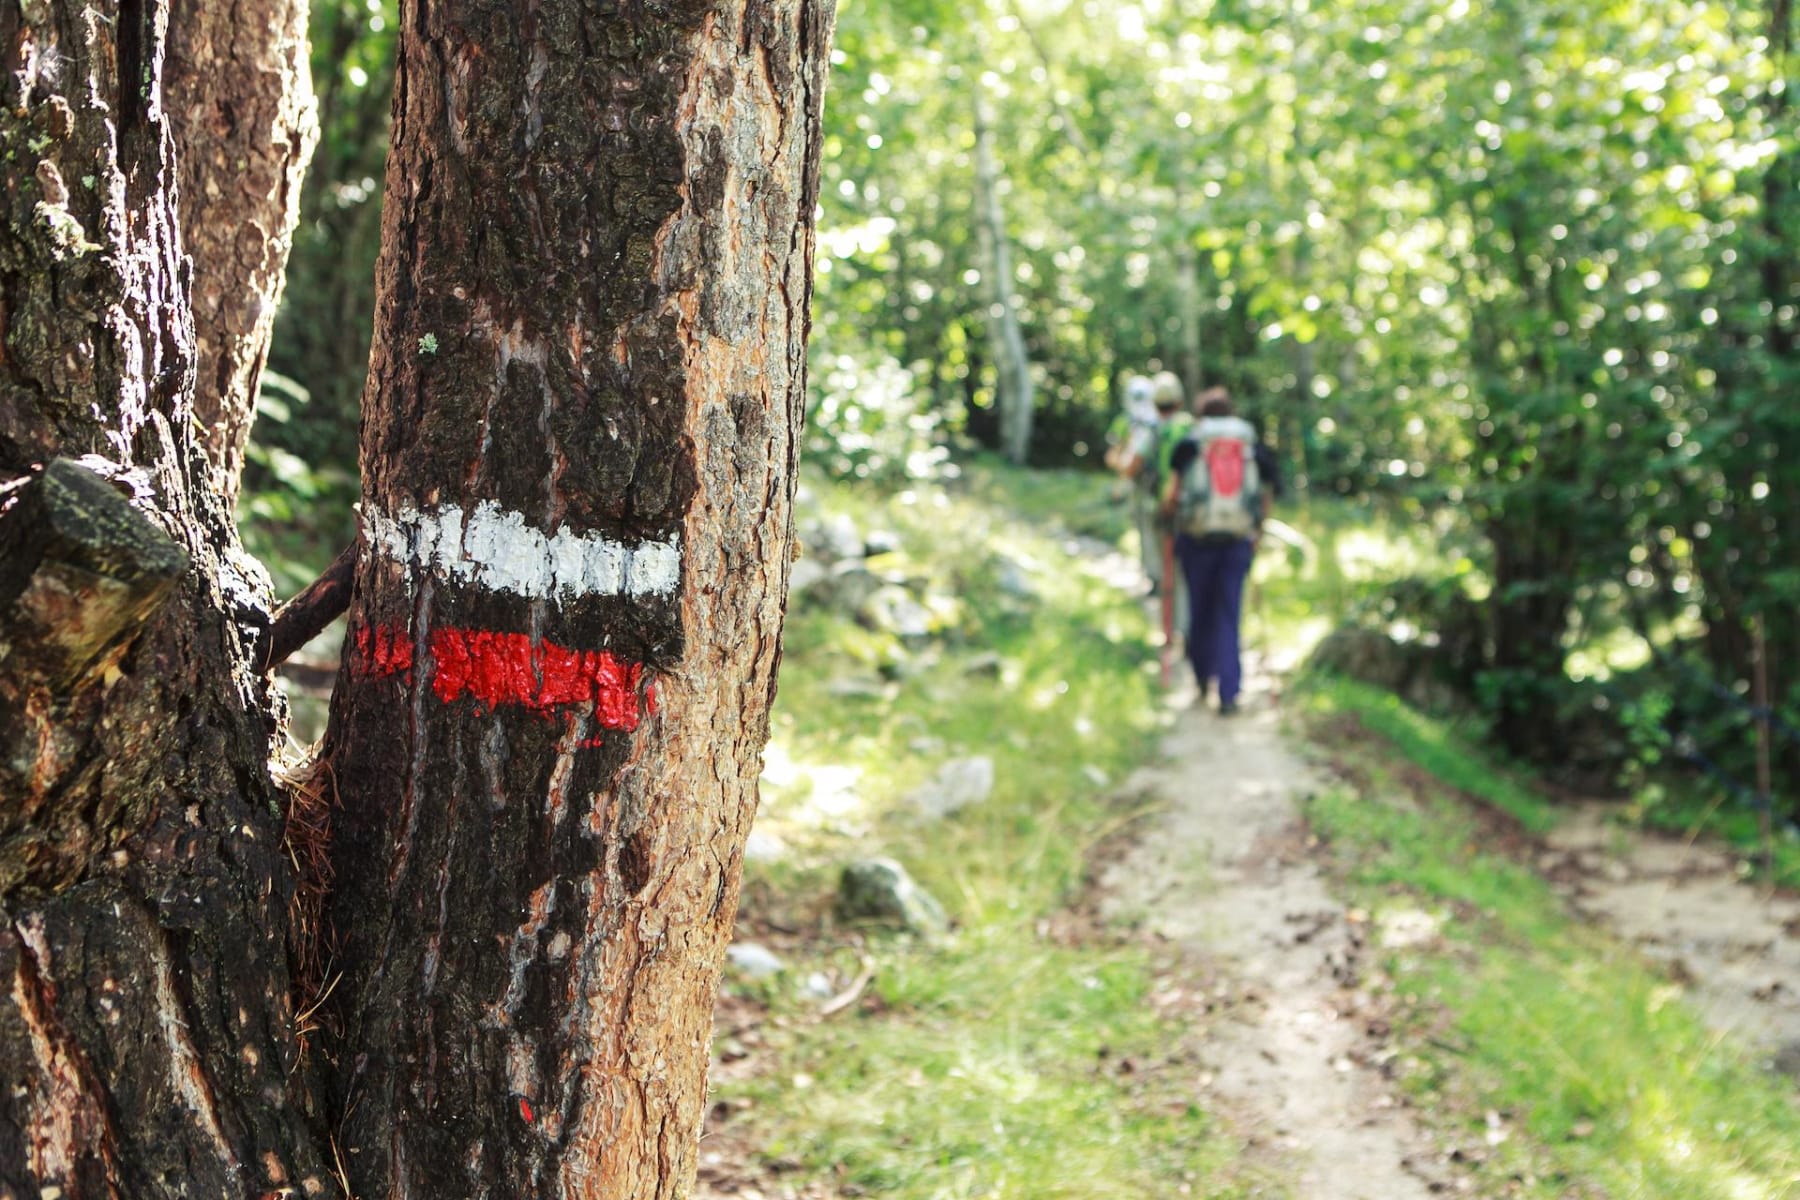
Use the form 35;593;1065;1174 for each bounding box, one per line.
356;624;649;729
358;623;415;676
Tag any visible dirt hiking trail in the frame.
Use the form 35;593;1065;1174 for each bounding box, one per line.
1542;809;1800;1075
1099;647;1800;1197
1101;667;1450;1199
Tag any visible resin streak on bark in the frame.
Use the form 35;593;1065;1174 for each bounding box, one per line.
323;1;833;1194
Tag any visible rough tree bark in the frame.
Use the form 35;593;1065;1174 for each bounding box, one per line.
1;0;828;1196
0;1;334;1194
166;0;318;498
319;1;831;1195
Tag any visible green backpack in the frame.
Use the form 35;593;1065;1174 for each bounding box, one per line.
1152;412;1194;493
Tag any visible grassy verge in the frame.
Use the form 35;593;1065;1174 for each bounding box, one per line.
709;459;1257;1198
1299;674;1800;1200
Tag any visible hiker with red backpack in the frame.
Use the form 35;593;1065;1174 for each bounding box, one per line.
1160;386;1281;714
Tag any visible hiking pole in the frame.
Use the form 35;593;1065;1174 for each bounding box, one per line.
1159;533;1176;689
1753;615;1775;888
1247;556;1263;672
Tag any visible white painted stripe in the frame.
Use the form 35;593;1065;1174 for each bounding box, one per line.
363;500;681;600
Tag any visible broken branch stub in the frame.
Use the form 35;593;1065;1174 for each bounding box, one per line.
0;458;187;690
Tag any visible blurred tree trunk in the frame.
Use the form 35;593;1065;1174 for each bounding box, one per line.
1174;211;1203;397
0;2;336;1193
166;0;318;501
318;0;831;1194
973;90;1034;465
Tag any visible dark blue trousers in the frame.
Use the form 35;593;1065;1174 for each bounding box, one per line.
1174;535;1253;705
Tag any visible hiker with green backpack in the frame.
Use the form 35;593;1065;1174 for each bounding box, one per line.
1160;386;1280;714
1104;374;1165;594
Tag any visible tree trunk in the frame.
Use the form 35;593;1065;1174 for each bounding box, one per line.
0;3;335;1193
1171;180;1202;396
0;1;830;1195
166;0;318;500
1176;231;1203;397
318;2;832;1195
972;90;1033;466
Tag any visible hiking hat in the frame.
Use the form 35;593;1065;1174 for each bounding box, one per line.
1150;371;1185;411
1123;374;1157;423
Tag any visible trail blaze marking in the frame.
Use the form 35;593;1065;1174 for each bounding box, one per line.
363;500;680;601
356;625;655;731
518;1097;535;1123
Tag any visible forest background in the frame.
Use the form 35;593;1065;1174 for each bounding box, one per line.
255;0;1797;827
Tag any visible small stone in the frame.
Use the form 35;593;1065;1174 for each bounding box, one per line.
992;553;1039;599
863;529;903;557
961;651;1005;678
725;943;785;979
835;857;949;935
786;557;828;598
819;561;882;611
807;513;864;562
859;584;932;640
743;830;785;862
825;676;887;700
906;756;995;818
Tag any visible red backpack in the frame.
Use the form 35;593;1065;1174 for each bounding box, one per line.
1177;416;1261;539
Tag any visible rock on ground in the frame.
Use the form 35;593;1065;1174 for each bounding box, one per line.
835;856;949;935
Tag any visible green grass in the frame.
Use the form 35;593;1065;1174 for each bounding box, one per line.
958;452;1134;547
1299;676;1800;1200
1232;494;1480;668
716;459;1259;1197
741;935;1235;1198
1312;676;1558;834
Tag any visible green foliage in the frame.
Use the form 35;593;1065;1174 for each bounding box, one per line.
247;0;398;594
1616;688;1674;793
240;370;357;594
808;0;1800;803
252;0;1800;805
